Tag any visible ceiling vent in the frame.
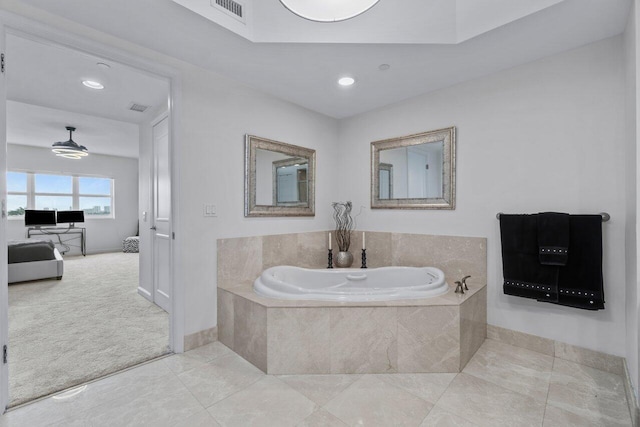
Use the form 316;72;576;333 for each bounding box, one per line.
129;103;149;113
212;0;245;23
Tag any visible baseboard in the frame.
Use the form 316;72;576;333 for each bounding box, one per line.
623;359;640;427
184;327;218;351
487;324;623;375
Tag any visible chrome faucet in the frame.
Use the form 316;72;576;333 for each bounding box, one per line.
462;275;471;291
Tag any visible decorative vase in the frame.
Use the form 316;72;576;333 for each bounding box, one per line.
335;251;354;268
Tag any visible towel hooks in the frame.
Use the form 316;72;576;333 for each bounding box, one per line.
496;212;610;222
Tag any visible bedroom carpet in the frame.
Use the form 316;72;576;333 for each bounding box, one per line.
8;252;169;407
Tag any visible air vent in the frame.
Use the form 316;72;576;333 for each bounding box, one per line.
129;103;149;113
212;0;245;22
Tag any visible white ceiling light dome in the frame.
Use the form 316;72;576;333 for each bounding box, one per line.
279;0;380;22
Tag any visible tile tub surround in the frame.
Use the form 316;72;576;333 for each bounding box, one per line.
217;231;487;287
217;285;486;375
217;231;487;375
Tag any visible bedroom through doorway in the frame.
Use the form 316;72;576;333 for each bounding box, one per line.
5;32;172;407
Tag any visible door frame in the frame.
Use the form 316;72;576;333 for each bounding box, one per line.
0;10;186;409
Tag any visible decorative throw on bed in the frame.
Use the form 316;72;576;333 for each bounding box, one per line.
499;213;604;310
8;239;56;264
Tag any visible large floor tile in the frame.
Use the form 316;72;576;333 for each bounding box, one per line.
297;409;347;427
437;373;545;427
421;406;480;426
323;375;432;427
164;342;233;375
547;358;631;425
172;409;221;427
76;374;203;427
177;352;264;408
207;376;316;426
543;403;632;427
3;359;174;426
373;373;456;404
277;374;360;406
462;339;553;402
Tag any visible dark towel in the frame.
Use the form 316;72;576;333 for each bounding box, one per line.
554;215;604;310
537;212;570;266
499;214;559;302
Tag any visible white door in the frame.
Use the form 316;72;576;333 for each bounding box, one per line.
0;24;9;412
151;116;171;312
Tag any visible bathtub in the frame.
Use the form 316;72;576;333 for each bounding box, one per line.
253;265;449;301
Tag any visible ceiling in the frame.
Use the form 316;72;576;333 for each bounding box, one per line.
6;33;170;158
15;0;631;119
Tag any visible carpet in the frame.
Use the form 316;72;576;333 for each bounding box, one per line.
8;252;169;407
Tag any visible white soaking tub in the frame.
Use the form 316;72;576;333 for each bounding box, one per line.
253;265;449;302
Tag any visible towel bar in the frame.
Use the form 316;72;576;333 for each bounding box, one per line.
496;212;610;222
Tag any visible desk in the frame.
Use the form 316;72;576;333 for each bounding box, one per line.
27;226;86;256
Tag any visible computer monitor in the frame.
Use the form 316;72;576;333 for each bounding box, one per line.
57;210;85;225
24;210;57;227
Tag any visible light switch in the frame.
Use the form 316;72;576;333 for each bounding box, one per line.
142;211;147;222
204;204;217;217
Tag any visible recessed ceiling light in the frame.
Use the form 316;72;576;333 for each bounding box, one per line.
338;77;355;87
82;80;104;90
378;64;391;71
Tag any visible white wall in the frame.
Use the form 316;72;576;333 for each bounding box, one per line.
6;144;138;254
624;0;640;404
178;67;338;334
338;37;627;357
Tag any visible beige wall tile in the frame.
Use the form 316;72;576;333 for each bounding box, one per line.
267;308;331;374
486;325;555;356
262;233;299;269
233;297;267;372
330;307;398;374
391;233;486;286
459;287;487;370
397;306;460;373
217;236;263;288
348;231;392;268
217;289;235;349
554;341;624;375
298;231;329;269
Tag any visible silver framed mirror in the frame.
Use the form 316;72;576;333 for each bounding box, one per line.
371;127;456;209
245;134;316;217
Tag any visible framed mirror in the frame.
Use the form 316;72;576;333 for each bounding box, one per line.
245;134;316;217
371;127;455;209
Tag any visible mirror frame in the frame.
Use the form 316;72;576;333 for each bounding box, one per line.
371;126;456;210
245;134;316;217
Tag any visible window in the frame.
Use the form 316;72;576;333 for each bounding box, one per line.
7;172;27;217
6;172;114;218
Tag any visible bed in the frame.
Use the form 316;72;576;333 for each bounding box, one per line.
8;239;64;284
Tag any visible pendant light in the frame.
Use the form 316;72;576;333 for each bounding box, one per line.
51;126;89;159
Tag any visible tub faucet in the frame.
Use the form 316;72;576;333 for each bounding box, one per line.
462;275;471;291
454;280;465;294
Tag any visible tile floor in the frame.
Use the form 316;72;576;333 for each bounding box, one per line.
0;338;633;426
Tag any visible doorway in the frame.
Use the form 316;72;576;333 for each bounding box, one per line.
1;24;180;409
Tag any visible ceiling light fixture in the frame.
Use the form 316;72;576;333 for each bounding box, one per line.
338;76;356;87
82;80;104;90
51;126;89;160
279;0;380;22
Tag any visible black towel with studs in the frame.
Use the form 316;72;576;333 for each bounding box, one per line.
499;213;604;311
554;215;604;310
537;212;570;266
499;214;559;302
